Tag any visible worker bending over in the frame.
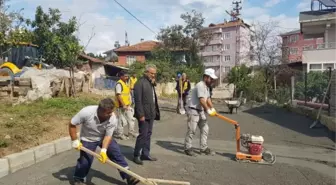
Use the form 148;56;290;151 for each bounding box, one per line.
69;98;139;185
184;68;217;156
114;70;137;140
176;73;191;113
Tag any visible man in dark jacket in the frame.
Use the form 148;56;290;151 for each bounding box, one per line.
133;64;160;165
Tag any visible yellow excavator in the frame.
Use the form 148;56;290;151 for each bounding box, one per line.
0;42;53;77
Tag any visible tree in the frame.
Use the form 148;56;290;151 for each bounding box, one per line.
0;0;32;55
156;9;211;67
248;20;283;101
29;6;82;68
295;71;329;103
114;41;120;48
227;64;252;96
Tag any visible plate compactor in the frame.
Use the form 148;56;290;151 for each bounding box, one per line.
216;114;276;165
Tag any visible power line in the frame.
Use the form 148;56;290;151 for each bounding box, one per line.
112;0;157;35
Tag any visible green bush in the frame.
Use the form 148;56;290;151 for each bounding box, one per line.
294;71;329;103
129;60;203;83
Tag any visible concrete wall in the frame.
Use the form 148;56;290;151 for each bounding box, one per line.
287;105;336;132
330;70;336;118
155;82;235;99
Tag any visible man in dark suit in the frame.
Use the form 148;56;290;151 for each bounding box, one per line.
133;64;160;165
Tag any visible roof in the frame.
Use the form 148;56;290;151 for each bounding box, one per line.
79;53;104;63
204;19;251;30
299;9;336;22
279;29;300;36
113;41;160;52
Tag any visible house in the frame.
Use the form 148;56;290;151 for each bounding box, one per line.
280;29;323;64
109;40;159;66
104;40;187;67
199;18;254;82
77;53;128;87
299;0;336;73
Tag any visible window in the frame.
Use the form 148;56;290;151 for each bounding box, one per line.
290;48;298;55
224;44;230;50
323;63;334;70
213;56;220;62
224;66;231;72
290;35;299;43
212;45;220;51
309;64;322;70
126;56;136;65
205;46;212;52
224;55;231;61
224;32;231;39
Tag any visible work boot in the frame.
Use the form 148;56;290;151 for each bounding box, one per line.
133;156;143;165
200;147;215;156
184;148;196;156
127;176;140;185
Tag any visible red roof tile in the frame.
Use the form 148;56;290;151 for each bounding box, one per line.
79;53;104;63
113;41;160;52
205;19;250;30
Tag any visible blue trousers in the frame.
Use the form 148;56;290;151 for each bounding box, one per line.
134;119;154;157
73;139;129;181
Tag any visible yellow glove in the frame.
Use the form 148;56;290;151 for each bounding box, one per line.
98;148;108;163
72;139;82;150
207;108;217;116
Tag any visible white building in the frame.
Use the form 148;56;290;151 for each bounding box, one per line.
300;0;336;72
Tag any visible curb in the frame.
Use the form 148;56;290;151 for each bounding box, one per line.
286;105;336;132
0;133;79;179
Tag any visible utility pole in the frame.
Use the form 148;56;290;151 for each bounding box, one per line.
125;31;130;46
225;0;242;97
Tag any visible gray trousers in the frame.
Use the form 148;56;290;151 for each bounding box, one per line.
115;107;136;136
184;110;209;150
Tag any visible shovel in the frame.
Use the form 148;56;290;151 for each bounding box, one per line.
80;147;191;185
178;78;186;115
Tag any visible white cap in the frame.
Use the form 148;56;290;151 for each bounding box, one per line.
204;68;218;79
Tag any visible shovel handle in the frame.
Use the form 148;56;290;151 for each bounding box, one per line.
79;147;191;185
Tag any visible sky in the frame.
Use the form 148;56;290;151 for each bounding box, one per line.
7;0;312;54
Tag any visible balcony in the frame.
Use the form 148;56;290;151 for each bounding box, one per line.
204;61;220;67
200;51;221;56
302;42;336;64
200;39;222;46
300;9;336;36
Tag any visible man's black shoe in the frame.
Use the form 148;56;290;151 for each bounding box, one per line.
127;176;140;185
140;155;157;161
133;157;143;165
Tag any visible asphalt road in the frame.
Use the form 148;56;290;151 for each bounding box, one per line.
0;102;335;185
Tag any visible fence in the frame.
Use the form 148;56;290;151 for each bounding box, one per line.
291;68;333;114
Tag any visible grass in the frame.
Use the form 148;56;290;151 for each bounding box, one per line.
0;93;104;157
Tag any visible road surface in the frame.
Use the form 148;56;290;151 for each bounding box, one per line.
0;102;335;185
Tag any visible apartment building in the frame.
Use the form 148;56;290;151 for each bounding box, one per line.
299;0;336;72
199;19;252;82
280;29;323;63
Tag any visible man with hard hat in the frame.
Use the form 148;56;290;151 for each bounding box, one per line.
184;68;218;156
114;70;137;140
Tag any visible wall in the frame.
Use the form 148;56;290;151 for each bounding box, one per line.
330;70;336;118
91;63;105;85
92;79;235;99
239;26;252;66
281;32;323;62
115;52;146;66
